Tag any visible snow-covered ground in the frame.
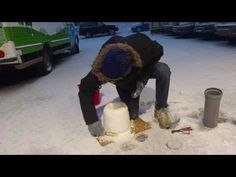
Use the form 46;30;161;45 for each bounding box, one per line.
0;23;236;154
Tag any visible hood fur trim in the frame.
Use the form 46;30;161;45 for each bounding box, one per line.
91;43;142;83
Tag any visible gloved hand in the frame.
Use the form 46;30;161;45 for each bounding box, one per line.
88;121;105;137
131;81;144;98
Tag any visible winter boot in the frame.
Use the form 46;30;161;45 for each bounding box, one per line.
154;108;172;129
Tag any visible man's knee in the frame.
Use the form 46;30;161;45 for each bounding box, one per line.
153;62;171;80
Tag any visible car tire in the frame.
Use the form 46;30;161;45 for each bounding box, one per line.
71;37;80;54
85;32;92;38
37;48;53;76
109;29;115;35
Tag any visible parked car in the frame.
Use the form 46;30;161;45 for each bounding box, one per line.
162;22;177;34
214;22;236;41
79;22;119;38
194;22;217;35
172;22;195;36
131;22;150;32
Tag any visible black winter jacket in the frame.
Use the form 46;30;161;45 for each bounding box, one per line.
79;33;163;125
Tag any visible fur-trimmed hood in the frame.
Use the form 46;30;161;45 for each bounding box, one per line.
91;42;143;83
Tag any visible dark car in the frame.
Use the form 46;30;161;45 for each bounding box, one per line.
194;22;217;35
79;22;119;38
131;22;150;32
161;22;179;34
214;22;236;41
172;22;195;36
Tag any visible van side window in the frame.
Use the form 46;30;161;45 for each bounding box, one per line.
18;22;32;27
25;22;32;27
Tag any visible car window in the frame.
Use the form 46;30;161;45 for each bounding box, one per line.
178;22;192;25
173;22;179;25
79;23;85;28
80;22;97;28
132;22;141;26
97;22;104;27
196;22;216;25
195;22;204;25
89;22;97;27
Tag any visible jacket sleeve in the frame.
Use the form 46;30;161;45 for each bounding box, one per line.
78;71;101;125
138;41;164;85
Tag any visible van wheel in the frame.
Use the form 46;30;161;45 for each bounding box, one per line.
109;29;115;35
71;37;80;54
37;48;53;76
85;32;92;38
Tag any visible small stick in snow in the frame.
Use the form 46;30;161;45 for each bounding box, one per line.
171;127;193;134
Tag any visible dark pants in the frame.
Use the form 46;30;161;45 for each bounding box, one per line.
116;62;171;119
